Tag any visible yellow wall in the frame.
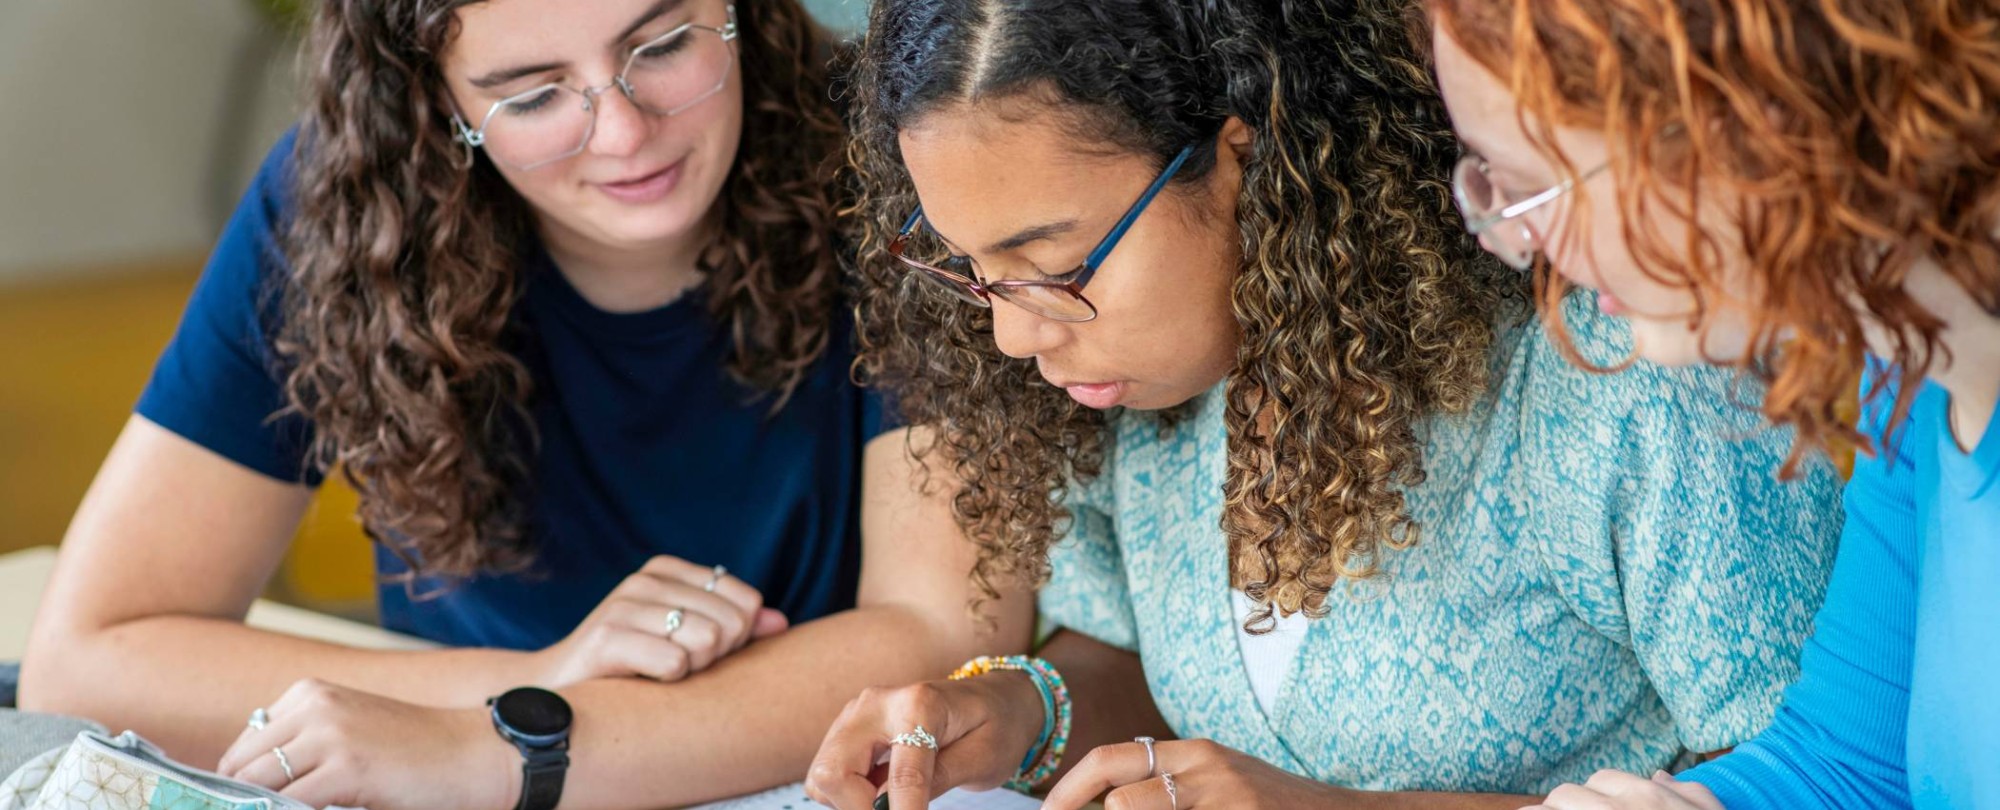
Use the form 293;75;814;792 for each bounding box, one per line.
0;261;376;616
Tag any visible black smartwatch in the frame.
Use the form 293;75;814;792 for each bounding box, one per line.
488;687;572;810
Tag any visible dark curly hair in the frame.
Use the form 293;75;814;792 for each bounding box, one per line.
277;0;846;581
846;0;1518;626
1430;0;2000;472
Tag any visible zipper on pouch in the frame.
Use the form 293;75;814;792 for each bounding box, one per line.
77;732;308;810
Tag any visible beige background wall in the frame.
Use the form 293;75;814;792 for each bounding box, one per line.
0;0;300;281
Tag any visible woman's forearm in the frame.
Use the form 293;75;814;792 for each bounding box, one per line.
552;602;1018;809
21;614;533;764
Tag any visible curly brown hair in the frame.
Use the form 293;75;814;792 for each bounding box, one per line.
845;0;1518;625
1429;0;2000;470
276;0;846;581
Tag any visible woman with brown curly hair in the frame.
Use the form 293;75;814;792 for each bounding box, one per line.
17;0;1031;807
1425;1;2000;808
800;0;1843;808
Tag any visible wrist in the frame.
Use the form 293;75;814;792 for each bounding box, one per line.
982;671;1049;763
509;647;556;692
456;706;523;810
950;656;1070;790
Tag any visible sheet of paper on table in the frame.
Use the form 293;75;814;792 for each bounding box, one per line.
689;782;1041;810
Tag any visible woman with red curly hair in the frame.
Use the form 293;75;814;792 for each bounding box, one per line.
1427;1;1999;807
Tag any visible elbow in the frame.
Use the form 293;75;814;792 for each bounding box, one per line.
937;599;1036;665
17;615;111;719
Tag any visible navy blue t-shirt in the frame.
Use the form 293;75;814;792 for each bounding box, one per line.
137;131;885;649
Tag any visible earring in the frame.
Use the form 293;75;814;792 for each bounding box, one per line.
450;115;479;170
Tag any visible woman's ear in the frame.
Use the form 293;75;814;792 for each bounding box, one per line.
1202;116;1256;216
1218;116;1255;168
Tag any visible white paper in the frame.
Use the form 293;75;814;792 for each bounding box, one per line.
688;782;1041;810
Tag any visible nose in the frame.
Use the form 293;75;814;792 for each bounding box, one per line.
586;84;649;158
989;302;1068;360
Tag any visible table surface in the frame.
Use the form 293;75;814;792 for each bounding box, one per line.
0;545;434;660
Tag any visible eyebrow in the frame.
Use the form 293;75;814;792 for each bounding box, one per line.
468;0;687;90
615;0;686;46
469;61;565;90
985;220;1081;254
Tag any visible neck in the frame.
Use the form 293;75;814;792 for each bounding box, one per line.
1869;260;2000;454
537;210;719;314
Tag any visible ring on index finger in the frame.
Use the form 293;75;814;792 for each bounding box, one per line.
890;725;939;751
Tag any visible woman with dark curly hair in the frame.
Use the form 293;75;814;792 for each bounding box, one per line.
1425;0;1999;808
18;0;1030;807
801;0;1845;808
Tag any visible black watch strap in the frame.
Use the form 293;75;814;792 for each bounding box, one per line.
516;750;568;810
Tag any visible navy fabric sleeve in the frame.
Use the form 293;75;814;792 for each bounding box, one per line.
861;385;897;439
135;130;321;485
1683;370;1918;809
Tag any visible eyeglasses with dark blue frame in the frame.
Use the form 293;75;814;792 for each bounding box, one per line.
888;143;1199;323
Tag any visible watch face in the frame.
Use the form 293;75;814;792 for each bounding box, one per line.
494;687;573;739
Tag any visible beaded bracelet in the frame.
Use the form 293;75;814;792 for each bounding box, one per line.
951;655;1073;791
952;657;1053;777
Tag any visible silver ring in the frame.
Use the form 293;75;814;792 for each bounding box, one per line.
1161;771;1179;810
889;725;939;751
663;607;685;638
704;565;727;593
271;746;295;783
247;707;269;731
1135;736;1157;778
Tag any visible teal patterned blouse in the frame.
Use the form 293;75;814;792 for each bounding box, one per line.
1038;299;1844;794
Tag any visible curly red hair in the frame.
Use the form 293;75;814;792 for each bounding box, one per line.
1429;0;2000;469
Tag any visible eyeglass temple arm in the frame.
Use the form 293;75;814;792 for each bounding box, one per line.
898;208;925;236
1491;161;1611;223
1083;144;1198;270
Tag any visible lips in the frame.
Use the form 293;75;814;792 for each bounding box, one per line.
1059;381;1126;410
1597;290;1627;316
595;159;684;204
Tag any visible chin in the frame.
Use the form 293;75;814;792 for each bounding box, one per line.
592;206;704;247
1631;319;1753;368
1120;385;1205;412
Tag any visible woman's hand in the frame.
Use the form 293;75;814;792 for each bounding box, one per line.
1042;739;1358;810
527;555;788;687
218;679;516;810
805;674;1048;810
1525;771;1724;810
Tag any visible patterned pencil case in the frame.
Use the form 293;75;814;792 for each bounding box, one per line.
0;730;310;810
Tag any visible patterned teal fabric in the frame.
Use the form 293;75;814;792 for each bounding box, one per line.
1038;298;1844;795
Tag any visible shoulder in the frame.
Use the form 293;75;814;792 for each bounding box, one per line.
1503;293;1771;453
195;127;309;337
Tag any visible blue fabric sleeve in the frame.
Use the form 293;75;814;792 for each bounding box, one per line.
1524;296;1843;753
135;130;321;485
1038;445;1140;651
861;383;897;439
1612;365;1844;753
1683;372;1918;809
